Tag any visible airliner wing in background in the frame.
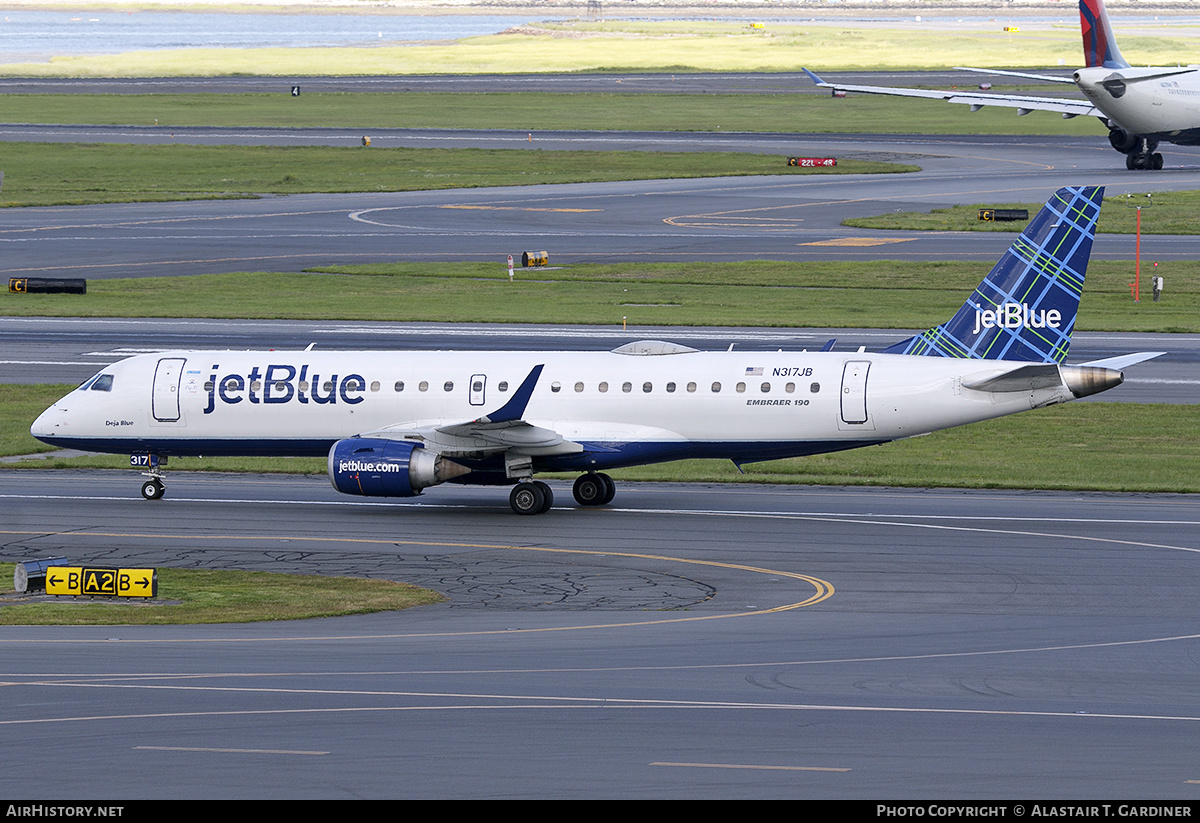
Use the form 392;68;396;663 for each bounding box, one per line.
801;68;1100;119
805;0;1200;170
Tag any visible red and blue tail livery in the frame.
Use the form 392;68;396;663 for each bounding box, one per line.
1080;0;1128;69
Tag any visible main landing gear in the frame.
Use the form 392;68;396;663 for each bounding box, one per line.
1117;134;1163;170
508;472;617;515
1126;150;1164;170
572;472;615;507
510;480;554;515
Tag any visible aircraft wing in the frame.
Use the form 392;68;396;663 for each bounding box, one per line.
803;69;1101;119
359;364;584;459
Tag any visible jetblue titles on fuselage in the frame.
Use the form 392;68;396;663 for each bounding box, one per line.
202;364;367;414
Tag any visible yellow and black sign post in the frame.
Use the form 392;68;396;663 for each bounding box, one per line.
45;566;158;598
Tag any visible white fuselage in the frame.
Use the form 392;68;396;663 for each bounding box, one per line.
31;348;1077;472
1075;65;1200;139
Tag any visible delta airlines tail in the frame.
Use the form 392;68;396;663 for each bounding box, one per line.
1080;0;1128;69
31;186;1161;514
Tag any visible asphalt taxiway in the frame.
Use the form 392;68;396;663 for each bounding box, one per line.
3;471;1200;798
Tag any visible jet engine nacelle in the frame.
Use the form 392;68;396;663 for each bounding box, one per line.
328;438;468;497
1108;127;1140;153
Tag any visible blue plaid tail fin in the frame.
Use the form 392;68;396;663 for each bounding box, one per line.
882;185;1104;363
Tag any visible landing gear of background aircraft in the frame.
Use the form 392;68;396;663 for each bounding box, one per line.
1122;135;1163;170
572;472;616;507
510;480;553;515
140;479;165;500
1126;151;1163;170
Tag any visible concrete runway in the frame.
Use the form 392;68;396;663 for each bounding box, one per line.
3;470;1200;799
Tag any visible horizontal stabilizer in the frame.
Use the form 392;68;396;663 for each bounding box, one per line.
954;66;1076;84
1080;351;1165;369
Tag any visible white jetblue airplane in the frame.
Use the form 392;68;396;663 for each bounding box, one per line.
32;186;1160;515
805;0;1200;170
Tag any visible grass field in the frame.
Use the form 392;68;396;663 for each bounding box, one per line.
0;90;1103;137
846;191;1199;235
0;142;907;208
0;563;443;625
1;260;1191;331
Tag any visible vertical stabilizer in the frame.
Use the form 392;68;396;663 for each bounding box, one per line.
883;185;1104;363
1080;0;1129;69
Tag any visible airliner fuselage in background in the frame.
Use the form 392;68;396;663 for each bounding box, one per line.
32;187;1161;514
806;0;1200;170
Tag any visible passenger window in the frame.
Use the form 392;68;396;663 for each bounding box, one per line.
687;382;696;393
574;382;584;393
473;381;483;392
299;381;310;392
666;382;676;393
736;382;746;393
274;381;288;393
642;382;652;393
204;381;214;393
551;381;561;393
785;382;795;394
444;381;453;392
419;381;429;392
498;381;509;392
711;382;721;393
89;374;114;392
370;381;380;392
598;382;608;393
810;382;821;393
622;382;632;393
760;382;770;393
394;381;404;392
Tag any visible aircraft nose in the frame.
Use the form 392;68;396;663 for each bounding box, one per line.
30;403;68;441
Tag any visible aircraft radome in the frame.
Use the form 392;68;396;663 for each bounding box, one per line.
32;186;1161;515
805;0;1199;170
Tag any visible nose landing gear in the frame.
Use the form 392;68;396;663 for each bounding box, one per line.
132;454;166;500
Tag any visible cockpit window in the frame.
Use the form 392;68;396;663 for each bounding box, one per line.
90;374;114;392
77;375;99;391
